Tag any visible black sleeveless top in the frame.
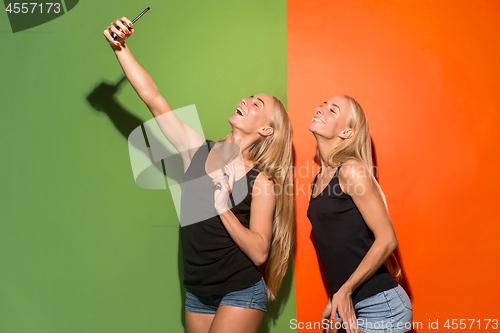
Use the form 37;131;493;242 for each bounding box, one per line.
307;165;398;305
179;140;263;295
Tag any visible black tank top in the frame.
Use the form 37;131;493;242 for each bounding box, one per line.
307;165;398;305
179;140;263;295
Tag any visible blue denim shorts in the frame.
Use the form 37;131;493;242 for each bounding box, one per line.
335;284;413;333
185;277;267;314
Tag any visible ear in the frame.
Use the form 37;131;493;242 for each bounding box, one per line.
339;128;354;139
258;125;274;137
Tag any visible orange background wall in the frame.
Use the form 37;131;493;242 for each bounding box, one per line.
289;1;500;331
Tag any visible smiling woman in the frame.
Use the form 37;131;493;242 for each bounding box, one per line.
229;95;276;137
103;17;294;333
307;95;412;333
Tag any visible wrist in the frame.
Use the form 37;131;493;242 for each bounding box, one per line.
338;284;353;296
112;41;128;52
216;205;229;215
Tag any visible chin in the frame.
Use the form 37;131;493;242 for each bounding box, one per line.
308;123;318;133
308;124;329;138
228;116;242;131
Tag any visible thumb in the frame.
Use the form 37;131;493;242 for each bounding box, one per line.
322;304;331;321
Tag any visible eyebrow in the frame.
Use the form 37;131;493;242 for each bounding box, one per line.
250;95;265;108
331;103;340;111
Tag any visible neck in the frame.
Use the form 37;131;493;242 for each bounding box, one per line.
315;135;343;173
224;131;260;160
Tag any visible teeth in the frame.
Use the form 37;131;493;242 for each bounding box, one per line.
236;107;245;116
312;117;324;124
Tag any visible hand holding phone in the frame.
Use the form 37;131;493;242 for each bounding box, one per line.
102;8;150;48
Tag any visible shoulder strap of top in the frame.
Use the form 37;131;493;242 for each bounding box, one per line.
311;173;319;187
206;140;214;152
206;140;215;171
249;167;261;177
334;164;342;177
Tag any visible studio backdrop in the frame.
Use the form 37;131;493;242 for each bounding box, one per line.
1;0;499;332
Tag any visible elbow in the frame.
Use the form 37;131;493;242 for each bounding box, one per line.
377;236;398;254
253;252;269;267
389;237;398;253
144;92;159;108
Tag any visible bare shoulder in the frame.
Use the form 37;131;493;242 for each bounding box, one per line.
339;160;370;182
338;160;372;196
252;172;275;197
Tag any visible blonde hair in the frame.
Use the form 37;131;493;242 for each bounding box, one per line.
245;96;294;299
325;95;402;282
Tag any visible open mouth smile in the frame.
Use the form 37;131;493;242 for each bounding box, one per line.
312;117;325;124
236;107;247;116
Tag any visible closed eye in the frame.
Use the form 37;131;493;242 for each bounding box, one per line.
250;95;265;109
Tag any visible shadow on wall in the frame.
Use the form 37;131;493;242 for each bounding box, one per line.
85;76;183;183
372;139;416;333
260;259;295;333
86;76;187;329
85;77;295;332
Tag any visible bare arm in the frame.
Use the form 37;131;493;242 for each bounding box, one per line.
103;17;205;167
214;169;275;266
325;162;398;333
337;162;398;294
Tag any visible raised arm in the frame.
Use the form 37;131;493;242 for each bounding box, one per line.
103;17;205;169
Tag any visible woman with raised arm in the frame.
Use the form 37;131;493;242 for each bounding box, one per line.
307;96;412;333
103;17;294;333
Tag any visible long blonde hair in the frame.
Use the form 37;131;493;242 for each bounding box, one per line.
325;95;402;282
245;96;294;299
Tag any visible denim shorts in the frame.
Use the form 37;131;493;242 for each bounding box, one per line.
185;277;267;314
334;284;413;333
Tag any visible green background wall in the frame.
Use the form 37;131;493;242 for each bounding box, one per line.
0;1;295;332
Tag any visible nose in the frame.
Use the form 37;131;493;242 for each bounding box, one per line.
241;98;248;105
316;106;324;115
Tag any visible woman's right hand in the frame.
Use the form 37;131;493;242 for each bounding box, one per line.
103;17;135;48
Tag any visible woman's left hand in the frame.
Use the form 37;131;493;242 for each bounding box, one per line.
331;289;358;333
213;164;235;213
